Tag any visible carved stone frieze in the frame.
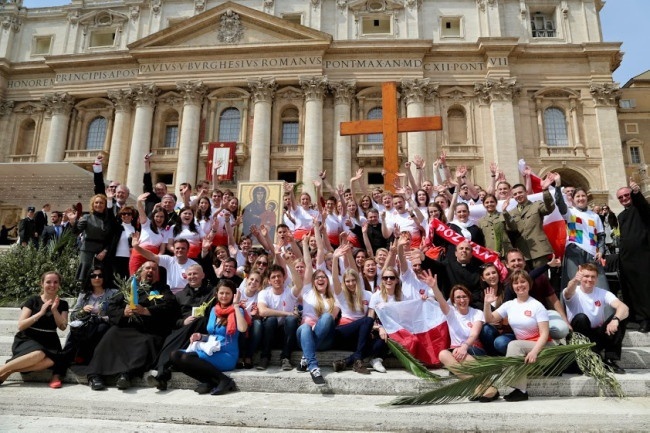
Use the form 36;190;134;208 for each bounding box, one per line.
589;82;620;107
248;77;277;104
0;99;14;117
474;77;520;104
177;80;208;105
130;83;160;107
400;78;438;105
41;92;75;116
329;80;357;105
300;76;329;101
107;89;133;112
217;10;244;44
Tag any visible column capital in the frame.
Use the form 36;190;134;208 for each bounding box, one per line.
41;92;74;116
176;80;208;105
589;82;620;107
248;77;277;104
400;78;438;105
107;89;133;112
0;99;14;117
130;83;160;107
300;75;328;102
329;80;356;105
474;77;520;104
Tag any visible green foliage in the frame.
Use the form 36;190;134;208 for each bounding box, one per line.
0;232;79;305
386;339;442;382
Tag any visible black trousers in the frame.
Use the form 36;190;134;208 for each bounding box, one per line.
570;313;625;360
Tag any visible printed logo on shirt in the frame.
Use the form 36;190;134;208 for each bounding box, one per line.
282;301;286;307
524;310;532;317
182;273;187;279
363;300;369;306
595;300;602;307
467;322;473;328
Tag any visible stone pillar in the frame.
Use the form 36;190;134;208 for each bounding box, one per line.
474;78;521;182
176;80;207;186
401;78;438;162
300;76;328;198
41;93;74;162
126;83;159;195
106;89;133;184
329;80;356;188
0;99;14;162
590;83;627;210
247;77;277;182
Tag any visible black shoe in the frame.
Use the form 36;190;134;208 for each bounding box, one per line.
297;357;308;373
89;376;105;391
146;374;168;391
604;359;626;374
116;373;131;390
504;389;528;402
639;320;649;333
194;382;213;394
478;391;500;403
332;358;347;373
256;357;269;371
310;368;326;385
210;377;237;395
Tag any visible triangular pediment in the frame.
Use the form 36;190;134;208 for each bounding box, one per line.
128;1;331;55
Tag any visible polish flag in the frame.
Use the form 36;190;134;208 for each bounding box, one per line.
375;299;450;367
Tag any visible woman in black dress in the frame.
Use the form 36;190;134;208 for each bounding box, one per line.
0;271;69;388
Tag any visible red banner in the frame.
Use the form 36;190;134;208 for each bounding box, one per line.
207;142;236;181
429;218;509;281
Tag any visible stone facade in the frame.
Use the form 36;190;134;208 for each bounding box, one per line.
0;0;629;213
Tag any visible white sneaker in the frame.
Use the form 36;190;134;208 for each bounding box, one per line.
371;358;386;373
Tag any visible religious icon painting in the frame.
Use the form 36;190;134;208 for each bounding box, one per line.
237;181;284;244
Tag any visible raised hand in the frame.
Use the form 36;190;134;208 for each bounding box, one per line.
319;170;327;180
421;269;437;288
547;254;561;268
138;192;150;202
413;155;425;169
483;287;497;304
490;162;498;175
313;179;321;189
439;150;447;165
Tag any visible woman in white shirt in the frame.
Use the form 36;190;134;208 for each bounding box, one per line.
170;207;203;259
113;206;137;281
130;193;169;275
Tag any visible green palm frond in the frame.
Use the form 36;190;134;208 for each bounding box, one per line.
390;342;595;405
571;332;625;398
386;338;442;382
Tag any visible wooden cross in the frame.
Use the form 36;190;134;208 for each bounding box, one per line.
340;82;442;190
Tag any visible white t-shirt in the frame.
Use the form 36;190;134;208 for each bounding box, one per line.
258;286;298;324
301;283;336;325
139;219;169;249
446;307;485;348
157;255;198;294
495;297;549;341
239;286;260;313
115;223;136;258
369;290;395;312
172;225;203;246
292;206;320;230
386;211;418;236
400;269;432;300
335;287;371;322
563;286;617;328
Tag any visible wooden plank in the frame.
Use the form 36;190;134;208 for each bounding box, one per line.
340;119;383;135
397;117;443;133
382;82;399;190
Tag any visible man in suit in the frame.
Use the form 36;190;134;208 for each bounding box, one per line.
34;204;50;244
18;206;38;246
502;176;556;269
41;211;68;247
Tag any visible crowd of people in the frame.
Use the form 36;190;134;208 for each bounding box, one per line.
5;150;649;402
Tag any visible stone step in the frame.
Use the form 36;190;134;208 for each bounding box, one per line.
2;355;648;398
0;386;648;433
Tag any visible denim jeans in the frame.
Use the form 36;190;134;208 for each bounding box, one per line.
238;318;263;359
297;313;335;371
479;324;501;356
494;333;516;355
261;315;299;360
334;316;374;364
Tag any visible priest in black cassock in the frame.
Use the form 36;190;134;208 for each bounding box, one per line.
616;180;650;333
77;261;180;391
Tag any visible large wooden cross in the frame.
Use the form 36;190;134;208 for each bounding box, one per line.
340;82;442;190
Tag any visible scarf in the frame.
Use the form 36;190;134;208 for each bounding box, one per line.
451;219;475;241
214;304;252;335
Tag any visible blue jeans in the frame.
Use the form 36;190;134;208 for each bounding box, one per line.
494;333;516;355
261;315;299;360
238;318;263;359
297;313;335;371
334;316;374;364
479;324;501;356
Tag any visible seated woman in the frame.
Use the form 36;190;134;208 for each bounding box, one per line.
0;271;69;388
484;270;554;402
237;271;264;369
427;278;498;402
170;280;248;395
79;261;180;391
478;263;510;356
64;266;117;365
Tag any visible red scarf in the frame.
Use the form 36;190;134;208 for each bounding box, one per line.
214;304;251;335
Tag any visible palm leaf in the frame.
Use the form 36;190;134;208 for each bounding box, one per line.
390;342;594;405
386;338;442;382
570;332;625;398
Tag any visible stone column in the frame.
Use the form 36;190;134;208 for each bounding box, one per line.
126;83;159;195
590;83;627;210
106;89;133;184
41;92;74;162
0;99;14;162
300;76;328;198
401;78;438;162
176;80;207;186
247;77;277;182
474;78;521;182
329;80;356;188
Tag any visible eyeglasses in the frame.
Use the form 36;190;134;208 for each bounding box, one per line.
90;274;104;279
454;295;469;299
382;275;397;281
121;213;133;216
617;193;630;200
315;275;328;280
256;261;269;266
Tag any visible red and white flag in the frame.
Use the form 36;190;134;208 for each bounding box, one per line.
375;299;450;367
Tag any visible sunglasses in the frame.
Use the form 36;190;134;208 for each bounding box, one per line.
90;274;104;279
121;213;133;216
382;275;397;281
617;193;630;200
256;261;269;266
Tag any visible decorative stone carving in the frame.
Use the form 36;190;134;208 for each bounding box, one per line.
107;89;133;112
474;78;520;104
589;82;620;107
264;0;274;12
41;92;75;116
248;77;277;103
130;83;160;107
337;0;348;12
158;92;183;106
400;78;438;105
195;0;205;14
405;0;422;10
78;10;129;35
2;15;21;32
311;0;321;9
349;0;404;12
0;99;14;117
329;80;357;105
217;10;244;44
14;102;43;115
300;76;329;101
277;88;303;100
68;10;80;26
130;6;140;21
476;0;496;12
151;0;162;15
177;80;208;105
